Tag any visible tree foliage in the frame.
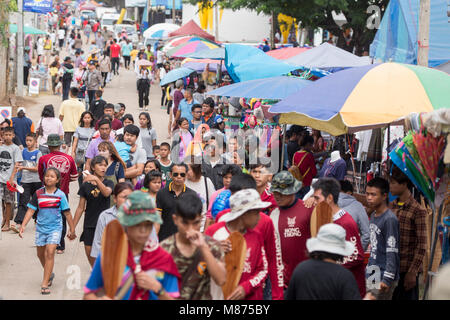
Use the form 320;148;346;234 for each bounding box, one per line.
188;0;388;55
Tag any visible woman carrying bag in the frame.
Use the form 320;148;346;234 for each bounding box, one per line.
72;111;95;188
36;104;64;155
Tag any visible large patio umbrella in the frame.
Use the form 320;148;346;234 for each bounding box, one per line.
207;76;312;100
181;58;227;72
160;67;195;86
9;24;47;35
167;39;220;58
143;23;179;39
179;47;225;60
270;62;450;135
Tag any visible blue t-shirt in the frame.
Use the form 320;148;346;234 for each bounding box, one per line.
178;99;198;123
105;160;125;180
85;253;179;300
121;43;132;56
114;141;131;162
28;188;70;234
21;148;41;183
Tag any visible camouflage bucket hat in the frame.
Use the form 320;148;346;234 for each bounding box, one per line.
47;134;63;147
117;191;162;227
222;189;272;223
270;171;302;195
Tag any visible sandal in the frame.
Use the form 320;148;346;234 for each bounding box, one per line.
41;287;51;295
48;273;55;287
1;227;10;232
10;225;19;233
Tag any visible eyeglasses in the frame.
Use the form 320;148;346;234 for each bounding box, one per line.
172;172;186;177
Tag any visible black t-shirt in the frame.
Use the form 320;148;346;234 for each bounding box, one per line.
89;98;106;121
78;178;114;229
285;259;361;300
156;184;198;242
287;140;301;165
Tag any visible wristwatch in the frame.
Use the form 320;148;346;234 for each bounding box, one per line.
156;286;165;297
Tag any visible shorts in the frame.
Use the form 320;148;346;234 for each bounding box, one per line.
80;227;96;246
0;183;15;204
35;230;61;246
64;132;75;146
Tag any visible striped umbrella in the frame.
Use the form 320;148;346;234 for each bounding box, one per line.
167;39;220;58
163;36;205;53
270;62;450;136
142;23;179;39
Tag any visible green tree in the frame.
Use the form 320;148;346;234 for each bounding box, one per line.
189;0;387;55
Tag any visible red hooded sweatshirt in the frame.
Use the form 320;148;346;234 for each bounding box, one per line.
205;222;268;300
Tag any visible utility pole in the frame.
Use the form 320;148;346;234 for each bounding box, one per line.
417;0;430;66
270;11;275;49
172;0;175;22
17;0;24;97
214;1;219;41
147;0;151;26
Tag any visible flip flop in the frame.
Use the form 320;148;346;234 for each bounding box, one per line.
10;225;19;233
48;273;55;287
1;227;11;232
41;287;51;295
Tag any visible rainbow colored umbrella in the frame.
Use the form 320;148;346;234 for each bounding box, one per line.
270;62;450;136
163;36;207;53
167;39;220;58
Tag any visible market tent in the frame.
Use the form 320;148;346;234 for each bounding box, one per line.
370;0;450;68
266;47;310;60
168;19;215;42
270;62;450;136
167;39;219;57
285;42;371;69
225;44;299;83
435;61;450;75
9;24;47;35
143;23;179;39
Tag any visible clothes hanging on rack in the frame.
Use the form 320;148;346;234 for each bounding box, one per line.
355;130;372;161
382;125;404;162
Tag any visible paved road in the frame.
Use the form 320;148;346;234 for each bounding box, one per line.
0;56;169;299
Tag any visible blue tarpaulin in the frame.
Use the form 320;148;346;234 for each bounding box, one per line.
370;0;450;68
225;44;299;83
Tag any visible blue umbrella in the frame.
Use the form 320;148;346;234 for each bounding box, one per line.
160;67;196;86
207;76;312;100
179;47;225;60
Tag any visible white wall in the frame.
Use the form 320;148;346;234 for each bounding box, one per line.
182;3;271;43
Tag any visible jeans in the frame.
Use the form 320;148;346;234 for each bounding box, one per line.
14;182;42;224
111;57;120;75
101;72;108;86
124;56;130;69
23;66;29;86
62;80;71;100
137;79;150;109
87;90;96;105
392;273;419;300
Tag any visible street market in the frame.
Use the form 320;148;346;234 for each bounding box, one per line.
0;0;449;304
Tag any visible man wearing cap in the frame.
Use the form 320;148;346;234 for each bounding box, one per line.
12;108;34;148
201;97;217;128
61;57;74;101
84;60;103;105
38;134;78;254
59;87;85;153
311;177;366;297
205;188;269;300
84;191;181;300
269;171;314;289
285;224;362;300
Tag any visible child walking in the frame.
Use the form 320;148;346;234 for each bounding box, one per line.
19;167;77;295
73;155;114;267
15;133;42;227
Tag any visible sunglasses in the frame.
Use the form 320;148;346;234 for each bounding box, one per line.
172;172;186;177
271;183;289;189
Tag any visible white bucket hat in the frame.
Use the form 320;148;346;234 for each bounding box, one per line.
306;223;355;257
221;189;272;223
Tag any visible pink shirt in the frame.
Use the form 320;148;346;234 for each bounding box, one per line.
37;117;64;146
206;187;226;219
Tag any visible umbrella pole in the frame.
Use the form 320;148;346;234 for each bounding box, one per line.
280;124;286;171
423;201;441;300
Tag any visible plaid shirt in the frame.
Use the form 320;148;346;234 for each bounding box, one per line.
389;195;427;274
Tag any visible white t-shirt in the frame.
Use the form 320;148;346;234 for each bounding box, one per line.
37;38;44;55
58;29;65;40
157;50;164;64
185;177;216;232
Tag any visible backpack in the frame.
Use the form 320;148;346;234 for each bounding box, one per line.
289;151;310;182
